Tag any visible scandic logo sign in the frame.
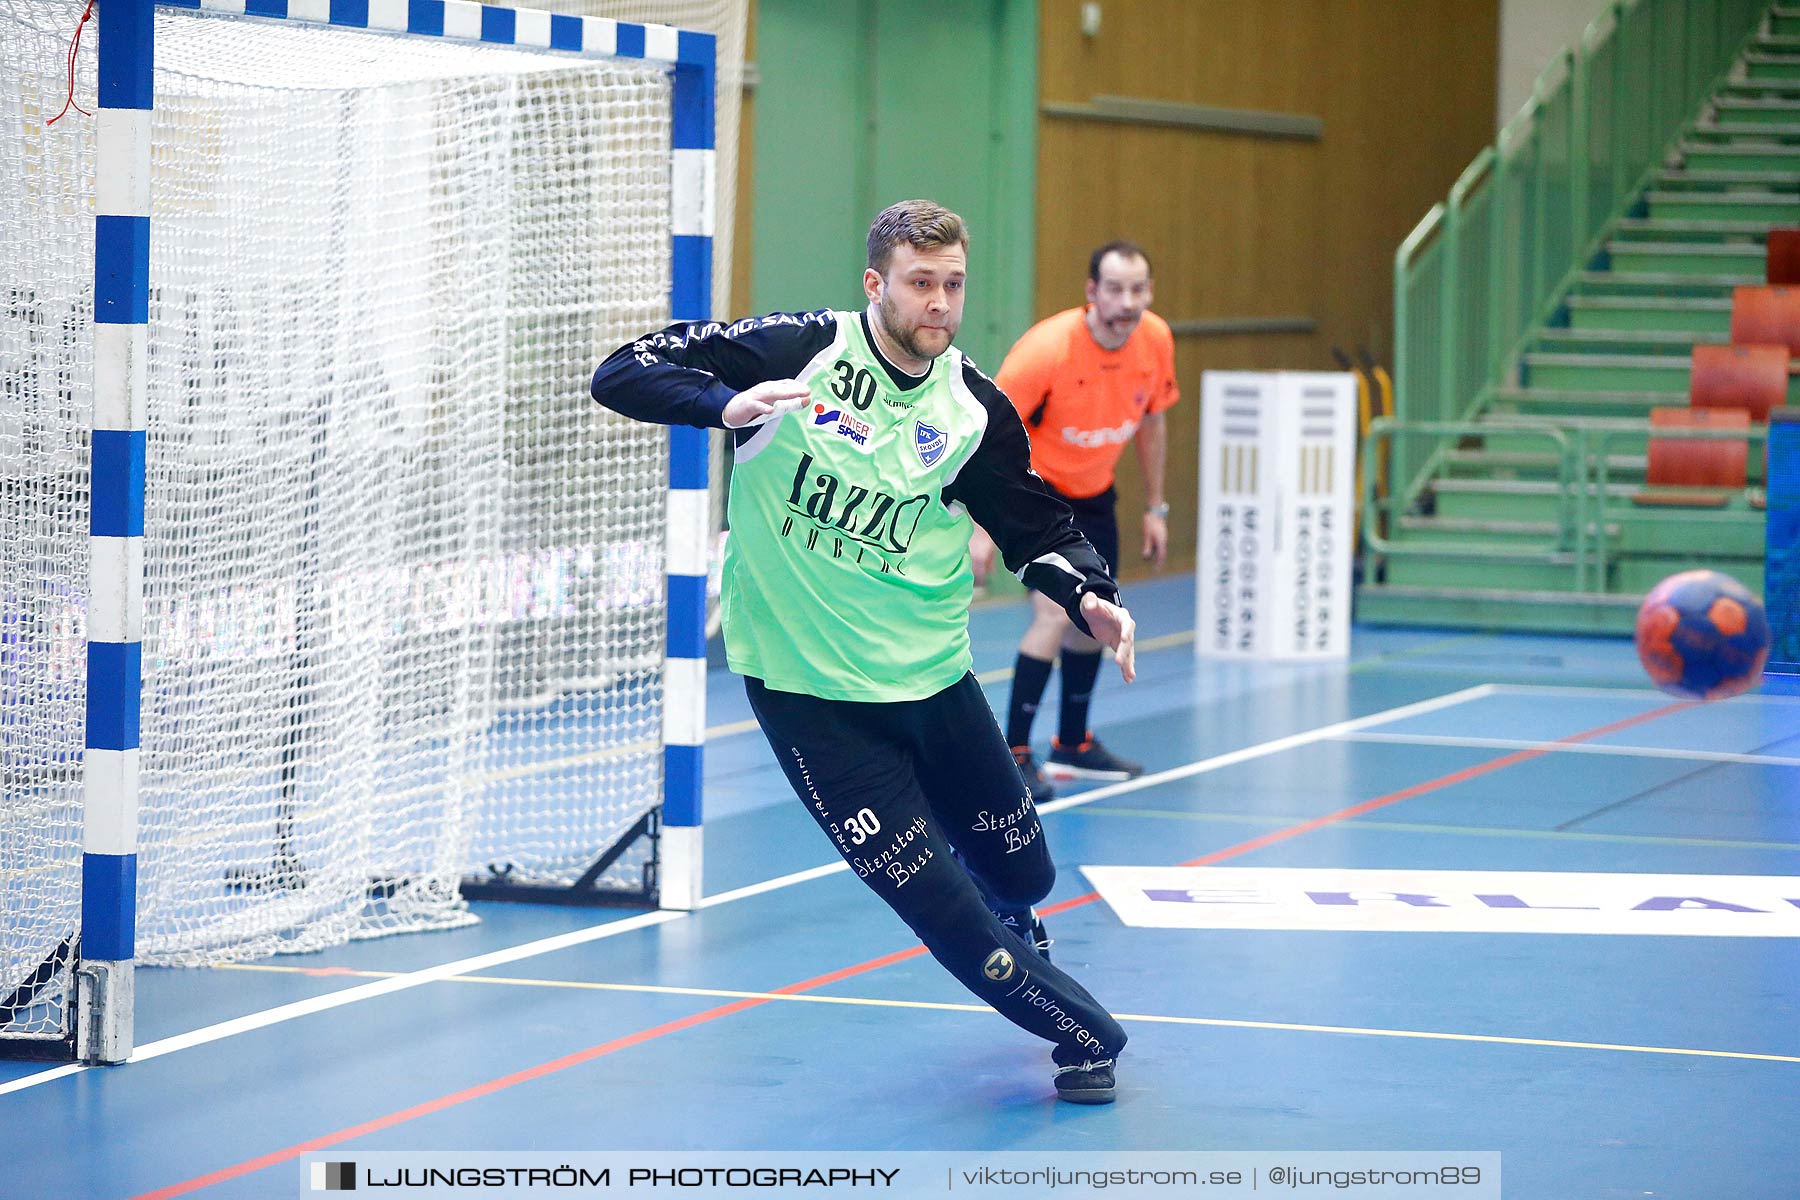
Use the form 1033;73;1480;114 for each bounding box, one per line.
311;1162;356;1191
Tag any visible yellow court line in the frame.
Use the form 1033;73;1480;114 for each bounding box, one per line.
213;963;1800;1066
1092;806;1800;853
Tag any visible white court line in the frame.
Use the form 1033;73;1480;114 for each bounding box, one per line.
697;862;846;908
216;962;1800;1066
699;685;1498;902
698;630;1203;743
1031;684;1498;818
0;1061;83;1094
1485;682;1800;707
0;909;681;1098
0;682;1494;1096
1340;730;1800;768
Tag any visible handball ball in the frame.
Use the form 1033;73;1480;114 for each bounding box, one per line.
1634;569;1771;700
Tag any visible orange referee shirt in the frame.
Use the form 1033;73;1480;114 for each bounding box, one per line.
993;306;1179;500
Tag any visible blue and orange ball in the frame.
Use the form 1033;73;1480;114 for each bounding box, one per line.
1634;569;1771;700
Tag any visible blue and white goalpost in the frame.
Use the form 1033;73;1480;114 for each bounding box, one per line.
1;0;714;1064
80;0;152;1065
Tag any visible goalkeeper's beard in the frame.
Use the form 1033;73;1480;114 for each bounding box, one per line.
877;293;956;364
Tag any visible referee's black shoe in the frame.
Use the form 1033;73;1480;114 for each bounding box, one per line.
1053;1058;1117;1104
1010;746;1057;800
1047;734;1143;781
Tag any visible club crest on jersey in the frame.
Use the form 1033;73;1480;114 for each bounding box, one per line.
812;403;872;452
914;420;948;468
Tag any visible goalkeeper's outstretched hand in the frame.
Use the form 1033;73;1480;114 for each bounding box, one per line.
1079;593;1137;683
722;380;812;428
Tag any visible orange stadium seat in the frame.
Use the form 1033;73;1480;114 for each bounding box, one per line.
1767;229;1800;285
1633;407;1751;507
1688;342;1786;423
1729;286;1800;355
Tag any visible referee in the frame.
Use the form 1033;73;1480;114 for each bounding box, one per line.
971;242;1178;797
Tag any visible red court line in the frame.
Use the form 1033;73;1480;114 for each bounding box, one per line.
1183;699;1693;866
136;699;1690;1198
131;952;930;1200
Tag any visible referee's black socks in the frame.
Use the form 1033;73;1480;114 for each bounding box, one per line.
1007;653;1054;749
1057;649;1104;747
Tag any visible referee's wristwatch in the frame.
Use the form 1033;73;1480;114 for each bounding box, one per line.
1145;502;1171;519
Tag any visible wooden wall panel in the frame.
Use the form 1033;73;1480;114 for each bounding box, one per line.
1035;0;1497;580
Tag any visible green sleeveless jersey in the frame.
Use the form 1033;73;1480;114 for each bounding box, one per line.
722;312;988;701
591;307;1119;706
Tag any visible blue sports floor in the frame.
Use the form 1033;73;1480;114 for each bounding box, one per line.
3;574;1797;1199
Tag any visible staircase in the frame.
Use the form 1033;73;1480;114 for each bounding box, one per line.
1362;0;1781;633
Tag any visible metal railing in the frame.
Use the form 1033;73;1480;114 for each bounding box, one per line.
1581;419;1770;587
1391;0;1769;508
1362;416;1769;592
1360;418;1577;565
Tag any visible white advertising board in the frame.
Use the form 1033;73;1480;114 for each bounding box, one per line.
1196;371;1357;659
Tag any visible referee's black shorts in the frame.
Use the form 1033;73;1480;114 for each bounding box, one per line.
1043;482;1118;578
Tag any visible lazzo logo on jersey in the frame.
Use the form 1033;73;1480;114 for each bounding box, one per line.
812;404;873;452
782;452;931;572
914;420;948;467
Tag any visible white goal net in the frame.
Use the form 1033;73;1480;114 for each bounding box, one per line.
3;0;678;1047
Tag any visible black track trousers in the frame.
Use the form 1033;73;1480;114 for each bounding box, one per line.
744;673;1128;1067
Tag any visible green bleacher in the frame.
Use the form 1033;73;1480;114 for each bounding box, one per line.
1360;0;1782;633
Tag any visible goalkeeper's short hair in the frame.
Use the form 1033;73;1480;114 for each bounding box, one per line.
867;200;969;274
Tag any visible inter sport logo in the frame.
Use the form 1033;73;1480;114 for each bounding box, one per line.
812;404;872;451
